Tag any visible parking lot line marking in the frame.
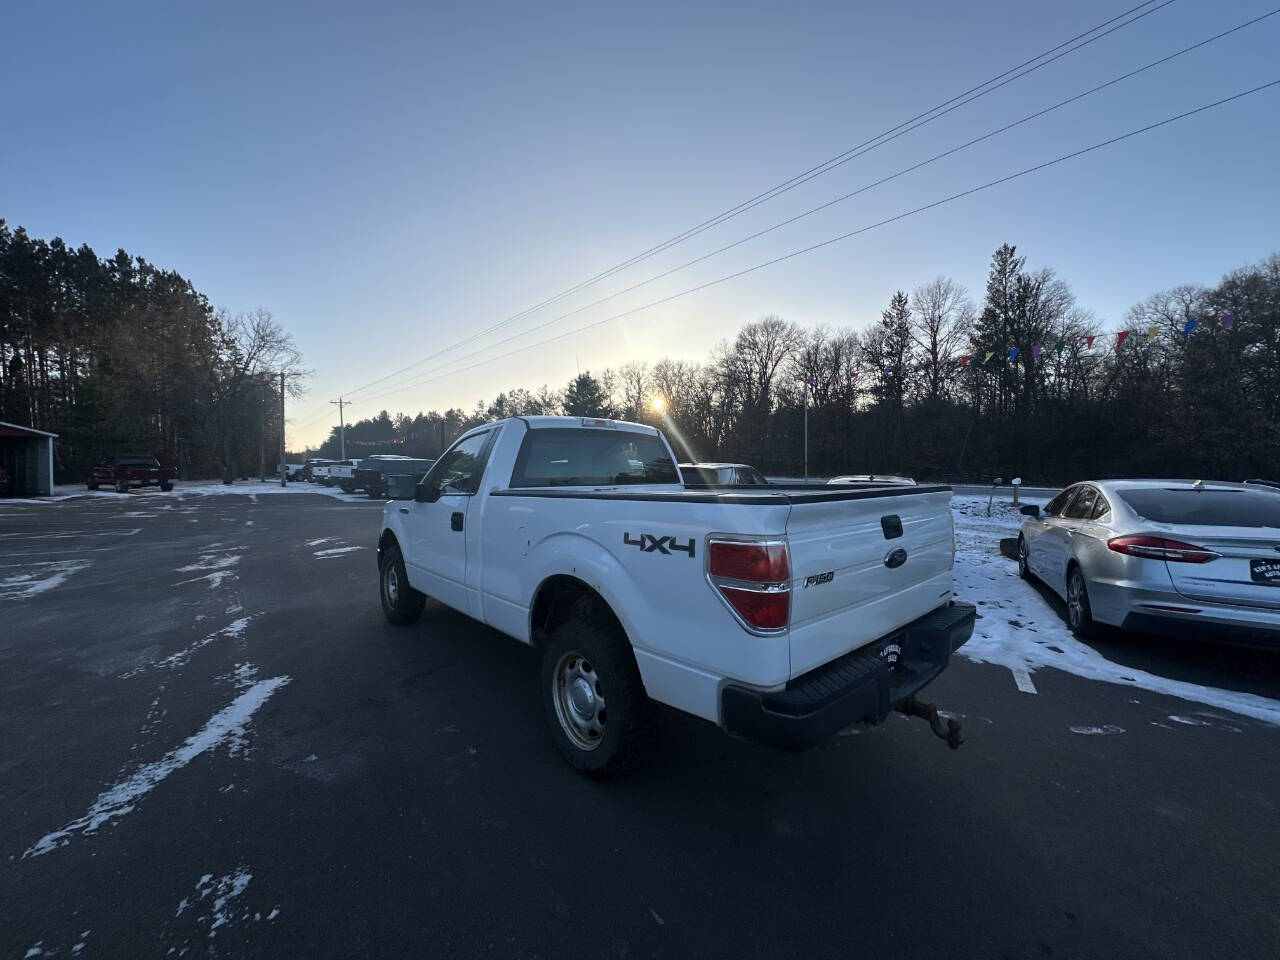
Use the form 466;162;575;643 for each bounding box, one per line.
1011;667;1037;694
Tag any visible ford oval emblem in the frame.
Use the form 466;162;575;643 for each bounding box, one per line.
884;547;908;569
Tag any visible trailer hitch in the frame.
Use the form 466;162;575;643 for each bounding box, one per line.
897;697;963;750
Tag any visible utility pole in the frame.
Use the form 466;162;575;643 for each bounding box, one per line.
258;377;267;481
330;397;349;460
279;370;287;487
802;380;809;482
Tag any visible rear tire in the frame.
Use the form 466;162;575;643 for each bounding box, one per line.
1066;565;1094;638
160;481;173;492
380;543;424;625
115;479;129;494
87;481;98;491
541;616;653;778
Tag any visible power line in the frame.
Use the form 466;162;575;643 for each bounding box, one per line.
343;79;1279;410
328;0;1174;407
345;7;1278;403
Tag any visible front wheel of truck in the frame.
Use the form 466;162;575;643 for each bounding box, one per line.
541;617;653;778
380;544;425;625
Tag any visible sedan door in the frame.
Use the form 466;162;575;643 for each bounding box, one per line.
1026;486;1077;586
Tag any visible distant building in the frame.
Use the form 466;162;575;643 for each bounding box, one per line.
0;421;58;496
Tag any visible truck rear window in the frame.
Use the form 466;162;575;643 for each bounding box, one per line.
511;429;678;487
1117;488;1280;527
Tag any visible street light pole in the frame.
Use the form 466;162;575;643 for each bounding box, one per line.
279;370;287;487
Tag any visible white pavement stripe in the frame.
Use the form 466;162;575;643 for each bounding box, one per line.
1012;667;1038;694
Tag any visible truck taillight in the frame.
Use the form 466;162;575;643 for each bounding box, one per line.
708;538;790;631
1107;535;1220;564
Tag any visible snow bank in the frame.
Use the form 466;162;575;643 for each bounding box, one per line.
950;496;1280;726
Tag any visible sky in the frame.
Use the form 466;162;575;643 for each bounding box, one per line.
3;0;1278;447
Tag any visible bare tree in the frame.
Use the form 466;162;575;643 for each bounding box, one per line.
910;277;972;404
196;308;306;483
616;360;650;421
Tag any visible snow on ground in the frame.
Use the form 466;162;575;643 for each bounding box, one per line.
174;866;258;938
121;617;253;678
951;495;1280;727
23;676;291;858
0;559;93;600
313;545;365;558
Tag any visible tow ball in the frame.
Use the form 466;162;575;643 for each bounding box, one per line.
897;697;964;750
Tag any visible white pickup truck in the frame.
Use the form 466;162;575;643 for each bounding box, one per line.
376;416;974;775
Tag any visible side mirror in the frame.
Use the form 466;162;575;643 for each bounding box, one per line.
386;474;418;501
1020;504;1040;518
414;478;441;503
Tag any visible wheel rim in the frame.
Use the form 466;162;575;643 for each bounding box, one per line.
1067;572;1084;628
552;651;606;751
383;562;399;608
1018;538;1028;573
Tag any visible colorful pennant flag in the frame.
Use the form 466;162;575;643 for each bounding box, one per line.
1085;335;1096;350
1032;344;1043;359
1220;313;1235;329
983;350;994;364
959;355;971;367
1182;318;1198;336
1008;347;1020;361
1115;330;1130;350
1146;326;1159;341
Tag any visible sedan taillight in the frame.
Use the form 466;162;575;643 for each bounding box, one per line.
1107;535;1220;564
708;538;790;631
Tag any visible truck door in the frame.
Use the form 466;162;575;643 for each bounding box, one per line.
405;430;494;615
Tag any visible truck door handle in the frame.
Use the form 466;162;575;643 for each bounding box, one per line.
450;512;464;531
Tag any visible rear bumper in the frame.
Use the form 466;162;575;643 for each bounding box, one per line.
721;601;976;751
1120;611;1280;649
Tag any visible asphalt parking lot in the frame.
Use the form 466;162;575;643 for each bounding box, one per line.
2;487;1279;959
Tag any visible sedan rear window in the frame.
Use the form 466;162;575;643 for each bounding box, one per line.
1117;488;1280;528
512;428;678;487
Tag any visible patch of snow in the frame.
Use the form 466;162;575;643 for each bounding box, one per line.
951;496;1280;727
313;545;364;558
22;677;290;858
0;559;93;600
267;907;280;921
1069;725;1126;736
122;617;253;677
305;537;337;547
24;944;44;958
176;553;241;573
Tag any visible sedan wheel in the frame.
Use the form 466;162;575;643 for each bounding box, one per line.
1066;567;1094;637
1017;536;1031;580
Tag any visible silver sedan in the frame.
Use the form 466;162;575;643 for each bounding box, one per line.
1017;480;1280;644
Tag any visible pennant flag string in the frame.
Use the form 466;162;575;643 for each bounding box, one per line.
1115;330;1130;351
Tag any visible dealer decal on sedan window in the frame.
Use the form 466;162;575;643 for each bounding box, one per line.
623;532;696;557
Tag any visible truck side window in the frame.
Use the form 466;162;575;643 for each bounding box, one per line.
432;432;490;495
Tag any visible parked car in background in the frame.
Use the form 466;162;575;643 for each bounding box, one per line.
88;454;177;493
828;474;917;486
282;462;306;481
302;458;333;482
329;459;363;493
1244;478;1280;491
376;416;973;775
0;465;11;496
357;455;435;499
312;463;335;486
1017;480;1280;645
678;462;768;486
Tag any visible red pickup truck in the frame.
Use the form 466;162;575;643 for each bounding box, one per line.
88;455;177;493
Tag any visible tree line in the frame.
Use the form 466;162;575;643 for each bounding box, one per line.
317;244;1280;483
0;220;305;482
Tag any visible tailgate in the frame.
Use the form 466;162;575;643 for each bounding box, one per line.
1165;529;1280;611
786;488;955;678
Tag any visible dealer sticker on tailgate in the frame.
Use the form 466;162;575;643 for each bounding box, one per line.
1251;558;1280;586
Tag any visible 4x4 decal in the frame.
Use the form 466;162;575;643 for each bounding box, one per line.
623;532;696;558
